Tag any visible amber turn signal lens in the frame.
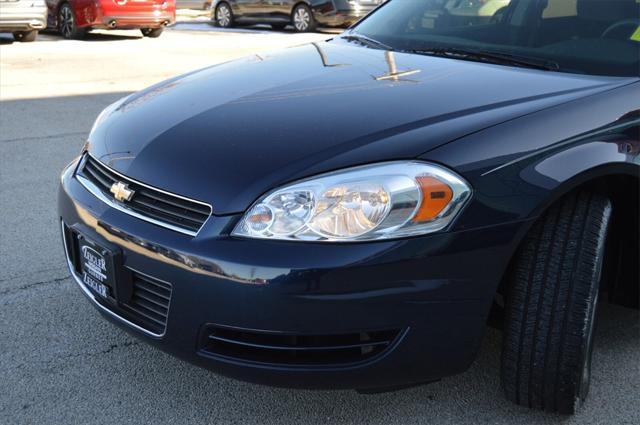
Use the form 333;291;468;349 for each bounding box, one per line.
413;176;453;222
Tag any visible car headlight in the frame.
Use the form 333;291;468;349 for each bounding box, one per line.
233;162;471;242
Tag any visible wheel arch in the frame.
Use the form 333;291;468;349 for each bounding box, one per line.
52;1;70;25
490;163;639;328
522;147;638;222
56;0;90;29
291;1;313;16
56;0;68;12
212;0;232;13
51;1;71;30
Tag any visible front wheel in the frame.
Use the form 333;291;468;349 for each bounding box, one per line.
292;4;316;32
13;30;38;42
501;190;612;414
58;3;86;39
214;2;234;28
141;27;164;38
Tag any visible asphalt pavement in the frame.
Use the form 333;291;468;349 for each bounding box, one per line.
1;24;639;425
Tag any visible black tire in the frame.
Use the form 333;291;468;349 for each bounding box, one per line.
292;4;316;32
13;30;38;42
141;27;164;38
58;3;86;39
271;23;288;31
501;190;612;414
214;2;234;28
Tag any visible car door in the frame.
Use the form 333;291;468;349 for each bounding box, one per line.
235;0;264;19
262;0;293;21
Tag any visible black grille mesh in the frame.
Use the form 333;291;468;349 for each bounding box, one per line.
80;155;211;234
121;271;172;335
199;325;401;366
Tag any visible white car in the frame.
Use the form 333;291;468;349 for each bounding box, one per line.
0;0;47;42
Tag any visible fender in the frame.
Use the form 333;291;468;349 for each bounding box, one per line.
519;136;639;218
210;0;237;14
424;81;640;231
57;0;99;28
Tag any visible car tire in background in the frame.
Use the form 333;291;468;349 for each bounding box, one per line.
292;4;316;32
58;3;86;39
501;190;612;414
214;2;234;28
141;28;164;38
13;30;38;42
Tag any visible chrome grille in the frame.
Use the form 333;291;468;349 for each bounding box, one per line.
77;154;212;235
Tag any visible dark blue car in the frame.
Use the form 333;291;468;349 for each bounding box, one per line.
58;0;639;414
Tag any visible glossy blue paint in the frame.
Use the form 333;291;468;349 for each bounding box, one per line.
425;82;640;229
87;40;636;216
59;162;533;388
59;34;639;389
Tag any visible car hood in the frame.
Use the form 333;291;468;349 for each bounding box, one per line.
88;40;630;215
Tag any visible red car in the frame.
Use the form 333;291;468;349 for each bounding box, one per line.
45;0;176;39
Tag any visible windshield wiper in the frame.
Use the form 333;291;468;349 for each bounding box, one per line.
409;47;560;71
340;34;394;51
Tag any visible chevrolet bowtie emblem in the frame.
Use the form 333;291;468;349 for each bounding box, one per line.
110;181;135;202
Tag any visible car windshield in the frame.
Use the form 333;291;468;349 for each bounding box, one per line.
349;0;640;77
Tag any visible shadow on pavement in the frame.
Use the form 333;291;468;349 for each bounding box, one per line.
37;29;143;42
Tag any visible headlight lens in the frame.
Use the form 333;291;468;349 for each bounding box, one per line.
309;182;389;238
233;162;471;242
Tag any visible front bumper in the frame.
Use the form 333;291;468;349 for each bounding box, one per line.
0;5;47;31
58;158;528;389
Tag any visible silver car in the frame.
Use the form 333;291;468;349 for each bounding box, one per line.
0;0;47;42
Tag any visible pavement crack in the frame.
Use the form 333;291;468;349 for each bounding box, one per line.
0;275;70;296
3;341;143;375
0;131;87;144
100;341;141;356
0;266;67;283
